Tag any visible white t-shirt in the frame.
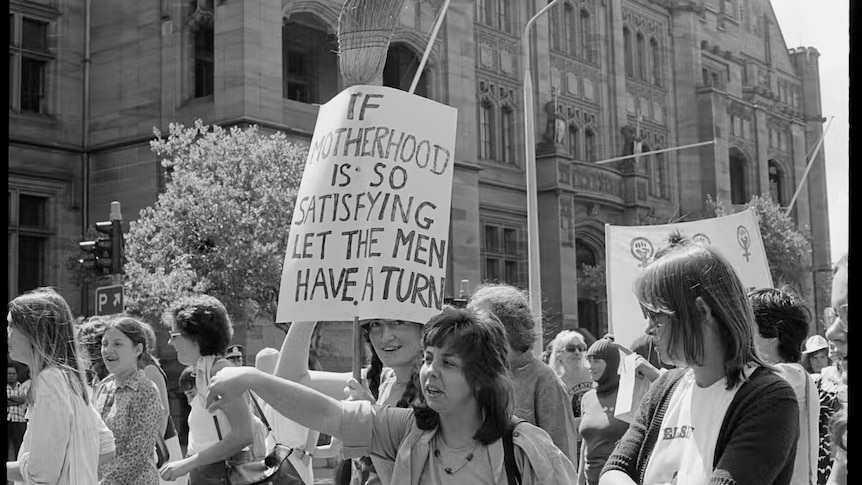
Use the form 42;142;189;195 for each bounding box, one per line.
642;369;746;485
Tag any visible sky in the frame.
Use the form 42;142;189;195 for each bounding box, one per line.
771;0;849;263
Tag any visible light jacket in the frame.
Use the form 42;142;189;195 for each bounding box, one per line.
340;400;578;485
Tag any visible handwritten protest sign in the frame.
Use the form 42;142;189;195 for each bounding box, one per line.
605;209;772;350
276;86;458;325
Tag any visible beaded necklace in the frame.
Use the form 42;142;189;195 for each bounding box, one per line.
432;433;477;475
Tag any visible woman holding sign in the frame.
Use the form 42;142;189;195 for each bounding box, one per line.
274;319;424;484
600;235;799;485
205;307;578;484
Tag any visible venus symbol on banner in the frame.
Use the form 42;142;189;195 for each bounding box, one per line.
606;209;773;350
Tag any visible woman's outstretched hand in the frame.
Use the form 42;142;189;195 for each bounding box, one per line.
343;377;375;402
206;366;258;412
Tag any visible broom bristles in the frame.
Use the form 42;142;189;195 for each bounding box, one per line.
337;0;408;85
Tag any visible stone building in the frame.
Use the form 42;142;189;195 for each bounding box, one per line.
9;0;832;346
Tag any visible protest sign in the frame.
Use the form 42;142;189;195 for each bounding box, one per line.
276;86;458;325
614;352;651;424
605;209;772;350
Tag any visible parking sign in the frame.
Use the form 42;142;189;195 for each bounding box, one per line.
95;285;124;315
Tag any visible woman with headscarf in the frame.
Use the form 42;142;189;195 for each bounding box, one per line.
578;338;631;485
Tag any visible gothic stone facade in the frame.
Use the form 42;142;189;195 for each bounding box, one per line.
9;0;832;348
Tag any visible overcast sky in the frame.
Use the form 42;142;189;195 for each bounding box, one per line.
771;0;849;263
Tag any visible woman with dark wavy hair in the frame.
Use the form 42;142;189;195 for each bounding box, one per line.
600;235;799;485
205;307;578;483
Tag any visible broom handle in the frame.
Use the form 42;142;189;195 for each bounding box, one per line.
409;0;452;94
352;314;362;382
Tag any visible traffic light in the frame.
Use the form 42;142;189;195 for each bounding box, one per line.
78;202;124;275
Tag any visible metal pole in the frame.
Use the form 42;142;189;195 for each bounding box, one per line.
408;0;452;95
594;140;716;165
523;0;562;357
784;116;833;215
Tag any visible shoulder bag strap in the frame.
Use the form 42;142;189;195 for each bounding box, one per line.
213;415;223;441
246;390;272;433
503;417;525;485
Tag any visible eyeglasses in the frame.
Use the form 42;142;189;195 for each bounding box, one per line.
643;310;671;331
823;304;848;329
564;345;586;353
168;331;183;342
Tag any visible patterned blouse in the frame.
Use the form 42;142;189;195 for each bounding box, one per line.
94;369;163;485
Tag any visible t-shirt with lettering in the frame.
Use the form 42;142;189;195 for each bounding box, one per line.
642;368;747;485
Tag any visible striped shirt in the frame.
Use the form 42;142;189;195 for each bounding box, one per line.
6;381;28;422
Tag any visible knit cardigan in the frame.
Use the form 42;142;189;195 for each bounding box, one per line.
601;366;799;485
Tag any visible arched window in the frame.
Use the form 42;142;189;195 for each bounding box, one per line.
729;149;747;205
501;106;515;164
550;5;562;51
580;9;592;61
585;128;597;162
478;101;495;160
283;15;338;104
384;44;428;97
565;4;578;55
656;152;667;199
568;125;580;160
650;38;661;86
636;33;647;80
768;160;783;205
193;24;214;98
623;27;633;77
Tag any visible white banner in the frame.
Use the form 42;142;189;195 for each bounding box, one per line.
605;209;773;350
276;86;458;325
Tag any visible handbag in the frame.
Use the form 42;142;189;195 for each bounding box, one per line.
213;391;305;485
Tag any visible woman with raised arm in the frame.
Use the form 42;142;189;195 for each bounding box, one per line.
274;318;424;484
6;288;116;484
599;236;799;485
207;307;578;484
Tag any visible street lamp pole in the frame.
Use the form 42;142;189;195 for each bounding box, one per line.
523;0;562;356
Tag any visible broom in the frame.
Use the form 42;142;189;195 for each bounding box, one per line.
336;0;407;381
337;0;408;87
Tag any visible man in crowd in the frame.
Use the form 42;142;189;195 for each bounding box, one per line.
225;344;245;367
6;363;28;465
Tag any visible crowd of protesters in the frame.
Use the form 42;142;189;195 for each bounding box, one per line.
6;236;848;485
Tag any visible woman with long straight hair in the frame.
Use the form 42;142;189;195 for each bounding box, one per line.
600;236;800;485
5;288;116;484
205;307;578;483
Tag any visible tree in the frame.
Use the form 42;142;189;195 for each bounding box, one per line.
124;120;307;324
707;194;812;290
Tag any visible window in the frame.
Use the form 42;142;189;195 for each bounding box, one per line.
8;190;52;300
476;0;488;24
501;107;515;163
481;222;525;287
768;160;783;205
479;102;495;160
585;129;597;162
729;151;747;204
650;38;661;86
9;14;52;113
580;10;592;61
193;24;214;98
636;33;647;80
496;0;510;32
568;125;580;159
550;5;562;51
702;68;710;86
384;44;428;97
711;71;721;90
283;17;339;104
623;28;633;78
652;152;667;198
565;4;578;55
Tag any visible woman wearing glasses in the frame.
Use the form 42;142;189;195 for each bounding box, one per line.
158;295;254;484
600;235;799;485
548;330;593;455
